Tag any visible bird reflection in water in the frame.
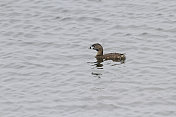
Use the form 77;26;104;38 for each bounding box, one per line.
88;58;125;78
94;59;104;68
91;72;102;78
88;61;103;69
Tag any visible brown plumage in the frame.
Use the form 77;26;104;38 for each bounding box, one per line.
90;43;126;62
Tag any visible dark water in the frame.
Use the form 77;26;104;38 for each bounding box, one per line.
0;0;176;117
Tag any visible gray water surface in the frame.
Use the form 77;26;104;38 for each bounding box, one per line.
0;0;176;117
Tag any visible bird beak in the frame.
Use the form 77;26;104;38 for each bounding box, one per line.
90;45;93;49
90;45;98;51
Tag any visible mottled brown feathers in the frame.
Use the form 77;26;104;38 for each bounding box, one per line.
90;43;126;62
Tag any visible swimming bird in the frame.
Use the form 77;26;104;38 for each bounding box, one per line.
90;43;126;62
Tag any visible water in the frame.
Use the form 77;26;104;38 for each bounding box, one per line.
0;0;176;117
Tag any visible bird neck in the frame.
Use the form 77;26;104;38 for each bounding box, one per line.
96;49;103;56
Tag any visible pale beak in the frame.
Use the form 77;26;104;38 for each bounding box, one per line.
89;45;93;49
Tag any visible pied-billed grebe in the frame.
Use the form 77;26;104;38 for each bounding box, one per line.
90;43;126;62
